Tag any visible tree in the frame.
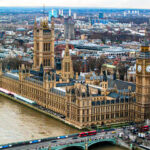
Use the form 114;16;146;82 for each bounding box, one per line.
73;59;82;74
96;55;105;75
87;57;97;71
1;57;22;70
117;63;128;80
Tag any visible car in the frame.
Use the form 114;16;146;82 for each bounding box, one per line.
51;140;57;143
57;135;68;139
112;131;116;134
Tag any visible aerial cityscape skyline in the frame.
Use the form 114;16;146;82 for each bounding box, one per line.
0;0;150;9
1;1;150;149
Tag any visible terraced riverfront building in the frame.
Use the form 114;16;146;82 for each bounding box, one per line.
0;18;149;129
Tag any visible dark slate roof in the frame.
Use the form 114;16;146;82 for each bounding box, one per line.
51;88;66;96
25;77;43;85
92;94;101;97
31;76;43;81
108;92;126;99
11;70;19;73
108;92;120;98
4;73;19;80
108;78;136;92
56;82;74;87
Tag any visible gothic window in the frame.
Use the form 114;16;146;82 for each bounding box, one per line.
106;114;109;119
65;62;67;72
46;43;48;51
120;112;123;117
111;106;114;111
44;59;46;66
43;43;45;51
66;52;69;56
48;59;50;66
87;109;89;114
37;58;39;66
125;112;128;117
116;113;119;118
68;63;70;72
87;117;89;122
43;43;50;51
111;113;114;118
49;43;51;51
36;43;39;50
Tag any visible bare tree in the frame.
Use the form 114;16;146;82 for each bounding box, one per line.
117;63;128;80
1;57;22;70
87;57;97;71
96;55;105;75
73;60;82;74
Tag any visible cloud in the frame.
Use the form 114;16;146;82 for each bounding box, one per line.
0;0;150;8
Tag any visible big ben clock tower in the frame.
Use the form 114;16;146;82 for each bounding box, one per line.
136;41;150;123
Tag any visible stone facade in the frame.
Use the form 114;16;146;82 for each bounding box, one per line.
61;43;74;81
33;18;55;71
0;67;135;128
135;42;150;122
1;19;149;129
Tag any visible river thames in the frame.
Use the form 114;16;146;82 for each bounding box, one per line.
0;96;128;150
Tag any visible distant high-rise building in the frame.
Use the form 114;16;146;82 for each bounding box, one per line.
145;18;150;40
64;17;75;40
49;9;58;21
99;12;104;19
59;9;64;17
69;9;71;17
61;9;64;16
73;13;77;19
59;9;61;16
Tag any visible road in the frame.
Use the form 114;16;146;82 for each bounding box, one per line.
3;125;150;150
2;129;123;150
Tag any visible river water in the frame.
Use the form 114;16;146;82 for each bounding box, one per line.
0;96;128;150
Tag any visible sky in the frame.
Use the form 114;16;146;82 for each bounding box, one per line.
0;0;150;9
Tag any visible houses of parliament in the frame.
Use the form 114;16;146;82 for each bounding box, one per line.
0;18;150;129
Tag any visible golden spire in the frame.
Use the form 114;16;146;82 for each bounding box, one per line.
65;40;70;56
43;18;48;29
51;20;54;30
40;18;43;28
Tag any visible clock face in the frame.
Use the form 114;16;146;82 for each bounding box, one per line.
137;65;142;72
146;65;150;73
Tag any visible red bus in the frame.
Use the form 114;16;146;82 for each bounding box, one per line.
79;130;97;137
140;126;149;132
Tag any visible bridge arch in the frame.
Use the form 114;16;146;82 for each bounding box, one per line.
88;138;116;149
62;146;84;150
54;144;85;150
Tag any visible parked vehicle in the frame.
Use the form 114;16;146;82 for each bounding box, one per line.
140;126;149;132
138;133;146;139
129;134;136;142
119;132;124;138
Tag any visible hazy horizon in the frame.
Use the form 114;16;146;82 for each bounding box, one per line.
0;6;149;10
0;0;150;9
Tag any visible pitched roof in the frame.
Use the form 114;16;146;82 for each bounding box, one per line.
108;78;136;92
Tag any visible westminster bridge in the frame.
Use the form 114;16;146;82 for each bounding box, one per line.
0;129;130;150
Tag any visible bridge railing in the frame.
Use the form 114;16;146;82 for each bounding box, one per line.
50;136;117;149
0;133;79;149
